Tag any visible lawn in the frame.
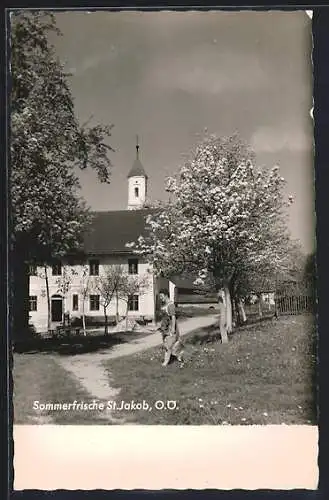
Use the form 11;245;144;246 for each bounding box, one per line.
105;314;317;425
13;353;111;424
176;305;219;318
14;327;154;355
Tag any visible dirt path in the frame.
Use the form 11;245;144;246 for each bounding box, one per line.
55;314;219;423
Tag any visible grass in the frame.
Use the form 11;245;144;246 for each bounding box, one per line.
13;314;317;426
14;328;153;355
176;305;219;318
177;304;274;324
13;353;111;424
105;314;317;425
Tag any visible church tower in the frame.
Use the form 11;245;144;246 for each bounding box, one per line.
127;136;148;210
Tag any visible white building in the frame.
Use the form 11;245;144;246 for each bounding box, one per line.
28;140;167;333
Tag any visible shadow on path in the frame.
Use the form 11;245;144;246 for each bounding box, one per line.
13;331;150;356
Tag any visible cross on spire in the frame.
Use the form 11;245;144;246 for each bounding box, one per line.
136;134;139;158
127;135;148;179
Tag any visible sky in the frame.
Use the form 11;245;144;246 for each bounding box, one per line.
51;10;314;254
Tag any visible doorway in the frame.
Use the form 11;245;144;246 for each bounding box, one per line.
51;295;63;322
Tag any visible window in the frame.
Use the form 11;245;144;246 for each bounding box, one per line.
90;295;100;311
128;294;139;312
29;296;37;312
29;264;37;276
72;294;79;311
134;187;139;198
89;259;99;276
128;258;138;275
52;261;62;276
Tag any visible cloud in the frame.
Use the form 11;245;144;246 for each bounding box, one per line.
144;48;269;95
112;10;224;36
251;125;312;153
68;45;119;76
144;39;271;95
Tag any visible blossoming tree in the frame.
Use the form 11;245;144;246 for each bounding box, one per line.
94;265;127;335
76;265;97;336
117;273;150;330
127;133;296;342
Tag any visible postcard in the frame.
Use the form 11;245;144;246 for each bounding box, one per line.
10;8;318;490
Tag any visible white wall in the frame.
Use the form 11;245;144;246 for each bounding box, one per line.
261;292;275;306
127;176;147;209
29;256;155;332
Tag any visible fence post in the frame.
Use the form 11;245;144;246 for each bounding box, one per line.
274;273;279;318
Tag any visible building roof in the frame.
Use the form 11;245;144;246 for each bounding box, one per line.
178;294;218;304
127;158;148;179
83;209;153;255
170;276;202;290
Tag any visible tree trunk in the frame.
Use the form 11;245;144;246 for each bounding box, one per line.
12;248;29;341
232;297;237;325
104;305;108;335
218;290;228;344
115;290;119;323
238;299;247;324
152;275;157;326
63;294;67;323
125;303;129;330
224;284;232;334
230;280;237;326
274;294;279;319
258;294;263;319
82;297;86;336
232;298;242;326
44;265;51;332
234;298;240;325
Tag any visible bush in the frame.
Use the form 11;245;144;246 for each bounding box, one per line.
70;316;82;327
27;323;40;338
70;315;117;328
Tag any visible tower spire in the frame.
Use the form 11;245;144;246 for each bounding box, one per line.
127;135;148;210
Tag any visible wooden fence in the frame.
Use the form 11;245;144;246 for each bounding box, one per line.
275;281;315;315
276;294;314;315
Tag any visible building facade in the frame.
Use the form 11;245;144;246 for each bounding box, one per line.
28;255;157;332
28;140;166;333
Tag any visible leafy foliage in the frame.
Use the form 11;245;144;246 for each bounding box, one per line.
55;265;78;297
304;252;316;282
129;133;295;285
94;265;127;310
94;265;150;333
128;133;298;336
10;11;114;261
95;265;150;308
118;273;150;304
